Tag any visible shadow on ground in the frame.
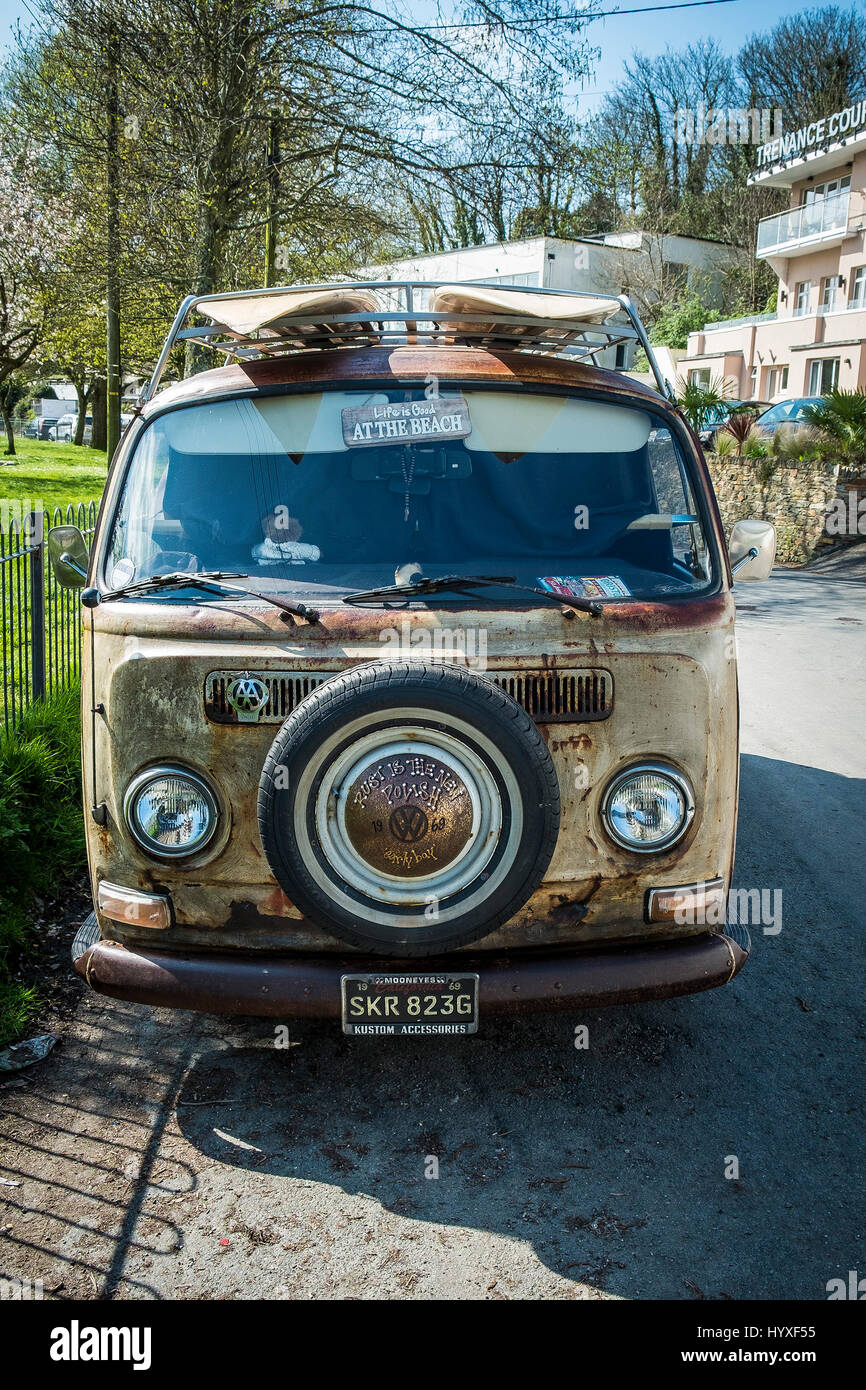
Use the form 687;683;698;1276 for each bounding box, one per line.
1;755;863;1299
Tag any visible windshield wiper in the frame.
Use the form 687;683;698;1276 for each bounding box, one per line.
102;571;320;625
343;574;602;616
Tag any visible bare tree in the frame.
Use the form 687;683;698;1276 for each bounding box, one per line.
739;5;866;130
6;0;602;382
597;40;737;233
134;0;602;355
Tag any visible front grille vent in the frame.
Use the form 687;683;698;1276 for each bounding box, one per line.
493;670;611;722
204;666;613;725
205;670;328;724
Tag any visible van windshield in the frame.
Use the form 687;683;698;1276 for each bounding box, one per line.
105;388;713;603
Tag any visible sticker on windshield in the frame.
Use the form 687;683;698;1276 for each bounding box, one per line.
539;575;632;599
342;395;471;447
111;558;136;588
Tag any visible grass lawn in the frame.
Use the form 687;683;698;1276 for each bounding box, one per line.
1;441;105;729
0;439;108;518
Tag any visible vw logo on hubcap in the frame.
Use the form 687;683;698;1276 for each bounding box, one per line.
389;805;429;842
342;749;474;879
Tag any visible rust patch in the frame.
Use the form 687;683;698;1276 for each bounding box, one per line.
581;876;603;905
546;897;591;929
143;345;670;417
262;885;296;917
601;594;731;634
225;899;280;933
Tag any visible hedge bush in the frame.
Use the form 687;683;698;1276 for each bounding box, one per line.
0;684;84;1045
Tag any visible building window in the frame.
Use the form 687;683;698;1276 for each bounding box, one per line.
820;276;842;313
615;343;627;368
850;266;866;308
808;358;840;394
801;174;851;205
794;281;812;316
688;368;711;387
749;366;758;395
766;365;789;396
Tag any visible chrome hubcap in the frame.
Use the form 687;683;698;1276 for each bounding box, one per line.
315;727;503;907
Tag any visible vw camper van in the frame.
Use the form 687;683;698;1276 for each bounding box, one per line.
50;282;775;1035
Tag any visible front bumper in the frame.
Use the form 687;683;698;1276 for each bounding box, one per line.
73;930;749;1017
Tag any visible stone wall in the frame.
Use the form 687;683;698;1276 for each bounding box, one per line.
706;457;841;565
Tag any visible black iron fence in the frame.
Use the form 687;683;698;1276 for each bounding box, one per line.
1;501;99;732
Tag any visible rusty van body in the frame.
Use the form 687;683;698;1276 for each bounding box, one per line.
52;283;776;1034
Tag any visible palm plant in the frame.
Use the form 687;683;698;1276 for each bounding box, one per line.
802;390;866;463
676;375;732;432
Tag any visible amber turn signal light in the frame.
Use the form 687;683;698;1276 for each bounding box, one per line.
97;881;171;929
646;878;726;924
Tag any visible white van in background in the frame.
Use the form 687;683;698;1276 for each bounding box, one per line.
50;412;93;445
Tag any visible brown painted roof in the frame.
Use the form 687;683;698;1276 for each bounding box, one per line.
143;345;665;418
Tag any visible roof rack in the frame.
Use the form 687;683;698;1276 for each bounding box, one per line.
143;280;676;404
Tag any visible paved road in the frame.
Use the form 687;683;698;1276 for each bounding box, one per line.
1;568;864;1300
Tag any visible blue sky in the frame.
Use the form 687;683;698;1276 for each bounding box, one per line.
577;0;862;111
0;0;861;116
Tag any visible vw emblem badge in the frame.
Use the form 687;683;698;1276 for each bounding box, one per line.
389;805;429;843
226;674;270;723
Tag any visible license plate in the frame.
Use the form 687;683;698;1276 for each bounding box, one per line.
341;972;479;1036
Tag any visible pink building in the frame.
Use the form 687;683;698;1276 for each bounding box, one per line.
681;103;866;401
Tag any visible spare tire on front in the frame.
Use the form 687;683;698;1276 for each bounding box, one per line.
257;662;560;955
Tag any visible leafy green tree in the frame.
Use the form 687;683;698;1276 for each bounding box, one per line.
7;0;602;389
5;0;173;453
651;292;723;350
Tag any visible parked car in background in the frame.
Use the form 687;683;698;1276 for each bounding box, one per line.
698;400;771;446
50;412;93;445
755;398;822;434
22;415;57;439
50;412;78;442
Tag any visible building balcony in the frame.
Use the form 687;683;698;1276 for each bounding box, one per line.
756;192;850;260
818;297;866;315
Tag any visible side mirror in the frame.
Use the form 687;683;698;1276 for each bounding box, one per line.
729;519;776;581
47;525;89;589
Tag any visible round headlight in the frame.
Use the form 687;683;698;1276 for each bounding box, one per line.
124;767;218;859
601;763;694;853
